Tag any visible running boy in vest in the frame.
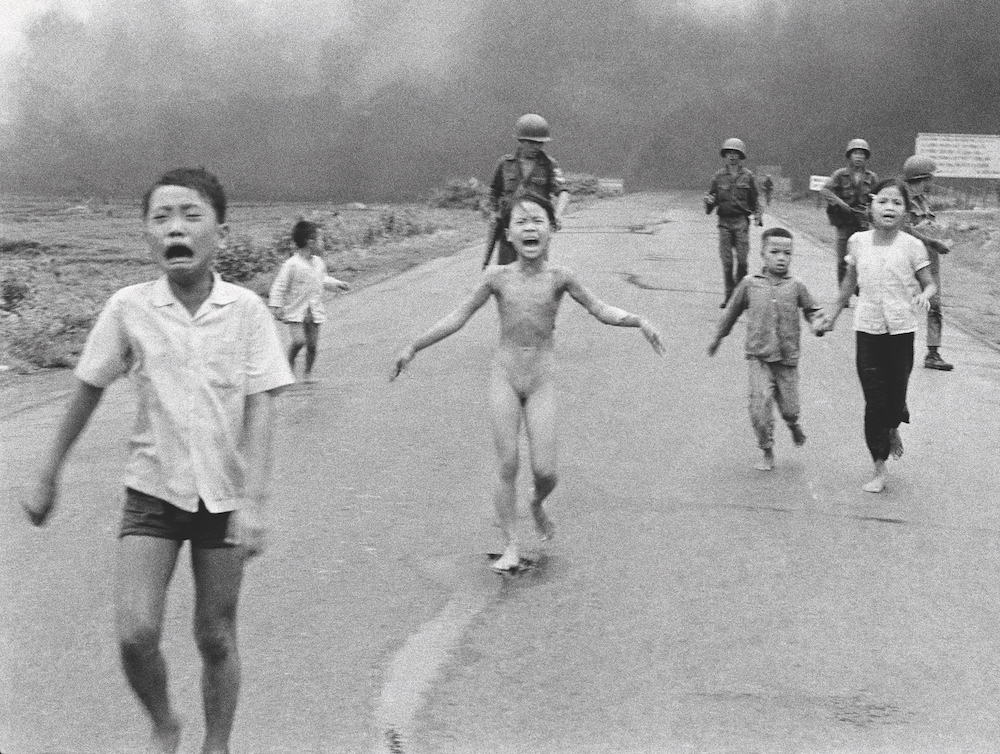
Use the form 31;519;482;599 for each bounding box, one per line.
393;194;664;572
25;168;294;753
709;227;823;471
269;219;351;383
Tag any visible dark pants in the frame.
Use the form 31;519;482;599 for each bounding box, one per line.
718;215;750;301
855;331;914;461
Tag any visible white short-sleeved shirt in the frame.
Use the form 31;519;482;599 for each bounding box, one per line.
268;254;337;323
846;230;930;335
75;275;295;512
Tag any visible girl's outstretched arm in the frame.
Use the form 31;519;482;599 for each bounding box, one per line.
391;277;494;380
563;270;665;355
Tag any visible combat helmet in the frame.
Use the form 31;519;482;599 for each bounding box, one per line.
845;138;871;158
902;155;936;182
515;114;551;142
720;138;747;159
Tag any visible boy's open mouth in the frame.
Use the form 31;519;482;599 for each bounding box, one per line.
522;238;540;248
165;244;194;261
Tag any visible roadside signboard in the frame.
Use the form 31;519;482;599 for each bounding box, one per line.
809;175;827;192
915;133;1000;179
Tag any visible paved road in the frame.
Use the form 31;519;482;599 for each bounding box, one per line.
4;191;1000;753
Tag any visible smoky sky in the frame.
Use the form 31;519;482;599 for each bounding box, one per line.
2;0;999;201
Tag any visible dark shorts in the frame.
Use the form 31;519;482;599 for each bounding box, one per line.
119;487;234;549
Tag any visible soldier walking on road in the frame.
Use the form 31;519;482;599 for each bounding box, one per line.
902;155;954;371
761;174;774;205
820;139;878;289
485;113;570;267
704;137;764;307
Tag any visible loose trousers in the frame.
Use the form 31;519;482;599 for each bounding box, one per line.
748;359;800;450
718;216;750;301
855;331;914;461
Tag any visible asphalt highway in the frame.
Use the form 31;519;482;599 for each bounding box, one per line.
4;191;1000;753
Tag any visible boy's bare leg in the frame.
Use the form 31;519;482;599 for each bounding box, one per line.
863;459;887;493
303;320;320;381
489;367;523;571
524;380;557;541
287;324;306;371
114;536;183;754
191;546;246;754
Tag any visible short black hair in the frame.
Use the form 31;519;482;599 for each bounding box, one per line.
761;226;792;244
872;177;912;211
292;219;319;248
509;189;557;228
142;167;227;223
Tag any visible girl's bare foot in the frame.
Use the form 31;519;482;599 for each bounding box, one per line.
863;460;887;493
492;544;520;572
889;429;903;459
755;449;775;471
531;502;555;541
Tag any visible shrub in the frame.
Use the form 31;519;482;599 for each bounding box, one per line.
428;178;491;213
2;276;30;312
214;235;285;284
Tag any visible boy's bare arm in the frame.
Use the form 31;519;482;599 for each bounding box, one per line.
234;389;277;558
391;278;494;379
26;379;106;526
563;271;665;355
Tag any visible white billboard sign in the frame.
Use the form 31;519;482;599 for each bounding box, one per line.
915;133;1000;179
809;175;828;192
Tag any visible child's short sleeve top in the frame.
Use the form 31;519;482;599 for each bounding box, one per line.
75;275;295;512
846;230;930;335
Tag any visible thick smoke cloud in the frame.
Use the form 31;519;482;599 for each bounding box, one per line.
2;0;999;200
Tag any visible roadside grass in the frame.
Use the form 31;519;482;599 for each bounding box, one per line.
0;173;622;374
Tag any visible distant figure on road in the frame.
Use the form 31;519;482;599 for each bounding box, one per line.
24;168;294;754
901;155;954;371
704;137;764;308
392;195;664;572
484;113;570;267
269;219;351;383
819;178;936;493
820;139;878;289
761;174;774;205
708;227;824;471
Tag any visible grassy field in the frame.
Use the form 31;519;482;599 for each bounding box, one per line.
0;197;488;375
769;195;1000;352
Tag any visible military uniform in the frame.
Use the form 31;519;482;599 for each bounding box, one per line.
488;151;566;265
906;193;946;351
707;165;761;302
823;166;878;286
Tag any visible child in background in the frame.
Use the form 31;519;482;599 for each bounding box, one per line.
819;178;936;493
269;219;351;383
25;168;294;753
709;227;823;471
392;195;664;572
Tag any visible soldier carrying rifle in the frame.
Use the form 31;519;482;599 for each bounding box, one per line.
484;113;570;267
820;138;878;289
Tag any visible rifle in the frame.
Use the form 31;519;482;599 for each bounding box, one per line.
483;216;504;268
